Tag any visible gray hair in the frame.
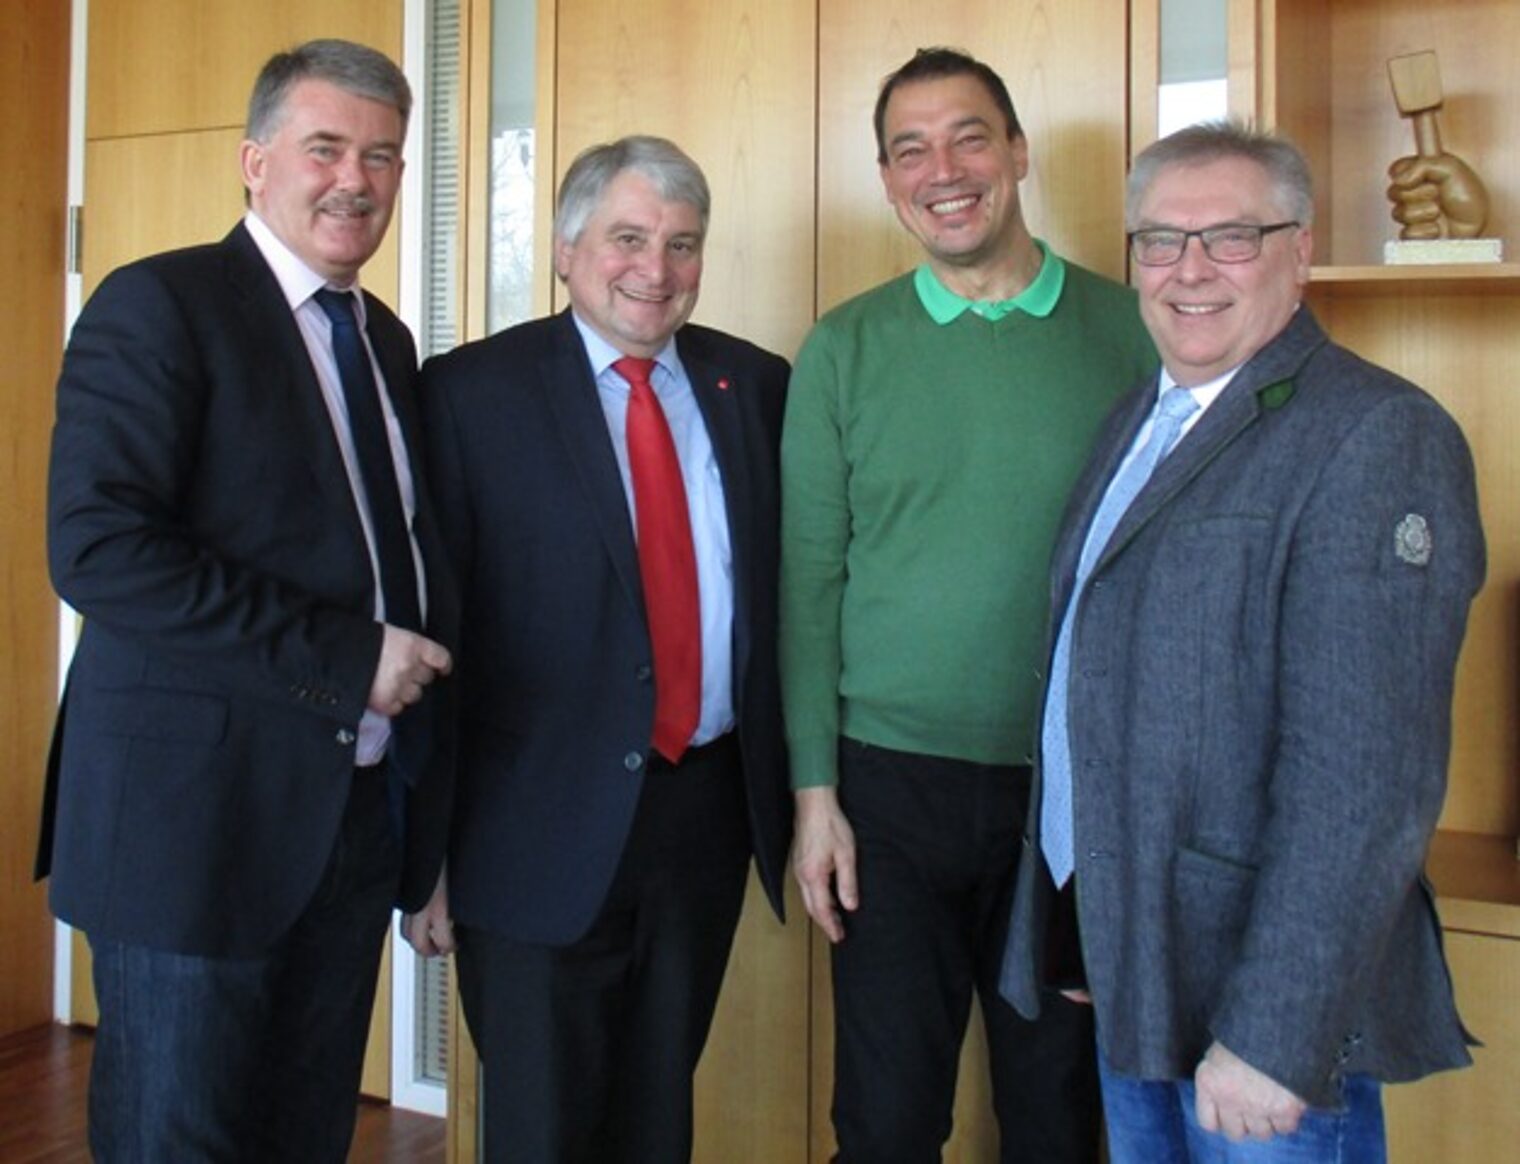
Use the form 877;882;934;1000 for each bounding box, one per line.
246;39;412;143
555;136;710;245
1126;120;1314;229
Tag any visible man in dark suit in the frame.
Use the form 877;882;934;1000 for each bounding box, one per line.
1001;122;1484;1162
415;135;791;1163
38;39;453;1162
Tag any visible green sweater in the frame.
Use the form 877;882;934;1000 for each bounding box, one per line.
780;256;1156;788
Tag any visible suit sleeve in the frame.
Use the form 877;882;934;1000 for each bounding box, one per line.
416;354;475;666
1209;390;1485;1102
778;323;852;789
48;264;382;722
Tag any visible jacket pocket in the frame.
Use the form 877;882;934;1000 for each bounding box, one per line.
1172;845;1258;1027
91;688;229;745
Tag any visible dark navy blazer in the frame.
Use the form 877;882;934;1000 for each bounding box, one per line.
39;224;455;956
420;310;791;946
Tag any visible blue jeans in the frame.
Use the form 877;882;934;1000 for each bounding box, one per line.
87;767;400;1163
1099;1050;1386;1164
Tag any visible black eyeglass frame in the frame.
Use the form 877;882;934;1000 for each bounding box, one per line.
1127;221;1300;266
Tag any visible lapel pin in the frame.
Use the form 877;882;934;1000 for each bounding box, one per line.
717;378;731;391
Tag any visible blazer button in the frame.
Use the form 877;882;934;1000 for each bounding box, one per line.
623;751;644;772
635;664;653;682
336;729;357;746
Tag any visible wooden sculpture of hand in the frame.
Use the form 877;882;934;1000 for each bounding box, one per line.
1386;50;1490;241
1387;151;1489;240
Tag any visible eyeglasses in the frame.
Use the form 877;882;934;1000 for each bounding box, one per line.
1127;221;1299;267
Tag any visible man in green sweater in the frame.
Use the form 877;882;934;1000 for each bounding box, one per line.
781;48;1155;1162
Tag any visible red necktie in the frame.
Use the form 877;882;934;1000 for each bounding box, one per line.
614;356;701;763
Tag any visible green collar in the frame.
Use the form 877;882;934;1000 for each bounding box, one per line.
913;240;1065;324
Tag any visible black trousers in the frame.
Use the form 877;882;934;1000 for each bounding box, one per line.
830;738;1100;1164
457;734;751;1164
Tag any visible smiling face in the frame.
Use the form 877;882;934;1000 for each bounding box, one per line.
878;73;1030;280
1134;155;1312;386
555;168;704;357
240;79;405;284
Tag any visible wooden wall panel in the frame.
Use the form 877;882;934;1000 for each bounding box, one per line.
87;0;402;140
552;0;818;358
81;129;401;308
81;129;248;296
692;878;810;1163
0;0;69;1042
550;3;818;1160
1384;929;1520;1162
817;0;1134;313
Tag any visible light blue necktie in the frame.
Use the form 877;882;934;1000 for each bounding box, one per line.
1040;386;1199;887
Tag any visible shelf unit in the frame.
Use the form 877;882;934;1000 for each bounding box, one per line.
1255;1;1519;1157
1260;0;1519;847
1429;831;1520;940
1310;262;1520;295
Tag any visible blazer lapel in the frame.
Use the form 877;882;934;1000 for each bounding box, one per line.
220;225;368;538
541;311;645;613
1094;307;1330;570
680;331;753;677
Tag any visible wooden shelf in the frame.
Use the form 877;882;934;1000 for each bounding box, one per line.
1427;830;1520;939
1309;262;1520;296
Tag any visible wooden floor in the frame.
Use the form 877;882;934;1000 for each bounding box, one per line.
0;1024;447;1162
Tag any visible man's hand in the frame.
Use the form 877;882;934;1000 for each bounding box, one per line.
1194;1041;1308;1143
400;871;455;957
368;625;452;717
791;785;858;943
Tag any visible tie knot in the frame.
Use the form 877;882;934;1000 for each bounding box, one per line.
613;356;657;390
313;288;358;330
1157;386;1198;424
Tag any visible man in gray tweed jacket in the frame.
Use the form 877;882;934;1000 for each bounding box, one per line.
1001;121;1483;1162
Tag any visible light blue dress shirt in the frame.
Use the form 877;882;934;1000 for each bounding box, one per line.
572;314;736;746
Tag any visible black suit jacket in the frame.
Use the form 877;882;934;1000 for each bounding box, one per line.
420;310;790;945
38;223;455;957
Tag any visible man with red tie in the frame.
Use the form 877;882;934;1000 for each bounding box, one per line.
413;135;792;1162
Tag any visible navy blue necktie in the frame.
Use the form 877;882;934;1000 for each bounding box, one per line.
1041;386;1199;886
313;288;421;633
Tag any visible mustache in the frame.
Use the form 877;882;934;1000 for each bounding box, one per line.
318;194;375;216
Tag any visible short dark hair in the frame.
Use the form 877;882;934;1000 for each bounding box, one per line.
246;38;412;143
873;47;1022;165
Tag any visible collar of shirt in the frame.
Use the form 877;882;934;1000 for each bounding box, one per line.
243;211;369;324
570;310;684;393
913;239;1065;324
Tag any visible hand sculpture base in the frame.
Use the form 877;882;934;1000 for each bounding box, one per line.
1384;238;1504;265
